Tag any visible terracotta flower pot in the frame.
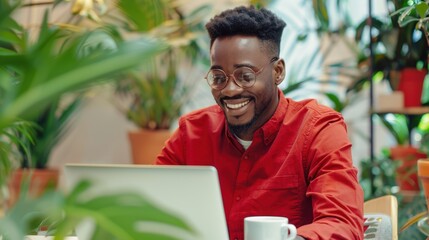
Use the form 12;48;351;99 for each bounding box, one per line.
128;129;171;165
418;159;429;213
390;146;427;195
7;168;59;208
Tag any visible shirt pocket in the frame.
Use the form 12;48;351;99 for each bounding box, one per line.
245;175;300;216
235;175;305;228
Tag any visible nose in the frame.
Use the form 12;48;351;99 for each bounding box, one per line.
221;75;243;96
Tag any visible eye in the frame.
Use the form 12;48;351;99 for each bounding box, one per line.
209;71;227;85
235;68;255;83
213;75;226;84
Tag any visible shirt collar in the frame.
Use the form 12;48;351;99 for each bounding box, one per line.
225;88;287;148
258;88;287;145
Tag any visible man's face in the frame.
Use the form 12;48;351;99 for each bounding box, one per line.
209;35;285;140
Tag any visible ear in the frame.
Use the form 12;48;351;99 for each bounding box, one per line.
273;58;286;85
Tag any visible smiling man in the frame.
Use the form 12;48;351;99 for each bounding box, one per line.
156;5;364;240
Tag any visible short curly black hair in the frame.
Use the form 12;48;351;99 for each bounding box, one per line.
205;5;286;56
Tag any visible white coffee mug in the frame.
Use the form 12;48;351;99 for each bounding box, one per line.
244;216;297;240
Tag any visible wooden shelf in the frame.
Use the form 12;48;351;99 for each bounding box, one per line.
372;106;429;145
372;106;429;115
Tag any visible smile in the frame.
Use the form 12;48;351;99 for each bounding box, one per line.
225;99;250;109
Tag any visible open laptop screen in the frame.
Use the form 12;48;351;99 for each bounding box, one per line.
61;164;229;240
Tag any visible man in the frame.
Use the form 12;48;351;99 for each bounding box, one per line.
156;5;364;240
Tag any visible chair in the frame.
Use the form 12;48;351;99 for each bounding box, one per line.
364;195;398;240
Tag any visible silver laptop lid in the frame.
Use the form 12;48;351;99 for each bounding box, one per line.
61;164;229;240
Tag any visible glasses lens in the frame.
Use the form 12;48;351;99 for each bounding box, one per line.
233;67;256;87
207;69;227;89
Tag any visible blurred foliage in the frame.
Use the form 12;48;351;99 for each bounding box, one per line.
0;0;167;175
0;180;195;240
419;114;429;154
0;121;35;193
360;148;399;201
0;0;208;238
17;97;82;169
76;0;214;130
376;113;414;146
398;194;427;239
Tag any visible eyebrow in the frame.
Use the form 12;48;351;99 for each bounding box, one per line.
210;63;256;71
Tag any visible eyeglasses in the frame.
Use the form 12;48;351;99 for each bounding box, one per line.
205;57;278;90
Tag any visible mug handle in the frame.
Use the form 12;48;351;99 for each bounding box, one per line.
281;223;297;240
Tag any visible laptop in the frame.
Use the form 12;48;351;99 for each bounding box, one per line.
61;164;229;240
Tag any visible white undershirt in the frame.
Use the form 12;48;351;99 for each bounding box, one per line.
235;136;252;150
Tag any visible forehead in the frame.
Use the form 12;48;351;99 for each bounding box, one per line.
210;36;267;66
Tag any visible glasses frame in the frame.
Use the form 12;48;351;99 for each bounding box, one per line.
205;57;279;90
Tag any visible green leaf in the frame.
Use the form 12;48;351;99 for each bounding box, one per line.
54;180;196;240
0;189;65;240
376;114;409;145
312;0;330;31
0;120;36;183
0;37;168;130
416;2;429;19
282;77;314;95
22;96;83;169
324;92;345;112
1;180;196;240
117;0;166;32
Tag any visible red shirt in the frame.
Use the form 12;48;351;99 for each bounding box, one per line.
156;93;364;240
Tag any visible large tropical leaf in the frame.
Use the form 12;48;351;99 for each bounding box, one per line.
0;180;195;240
0;34;167;130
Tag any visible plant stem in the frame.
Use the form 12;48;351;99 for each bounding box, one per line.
22;1;54;7
420;22;429;67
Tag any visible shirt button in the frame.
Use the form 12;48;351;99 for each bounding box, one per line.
244;155;248;159
236;196;241;201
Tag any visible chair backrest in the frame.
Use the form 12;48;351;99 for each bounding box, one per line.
364;195;398;240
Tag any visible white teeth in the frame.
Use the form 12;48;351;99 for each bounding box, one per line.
226;100;250;109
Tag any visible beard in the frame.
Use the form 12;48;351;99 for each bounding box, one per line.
227;114;258;137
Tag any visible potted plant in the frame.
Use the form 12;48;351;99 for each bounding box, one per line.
396;149;428;239
355;0;429;107
2;2;109;206
0;121;35;212
375;112;427;198
4;0;209;204
373;2;429;237
382;0;429;196
393;0;429;107
7;95;83;206
316;0;429;194
105;1;212;164
0;0;197;239
0;0;167;207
